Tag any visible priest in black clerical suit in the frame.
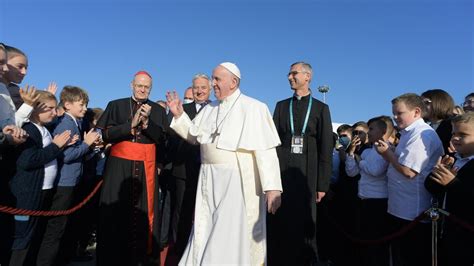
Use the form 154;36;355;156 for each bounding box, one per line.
167;74;211;258
267;62;333;266
96;71;168;266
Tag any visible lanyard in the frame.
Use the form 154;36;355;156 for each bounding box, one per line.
289;95;312;136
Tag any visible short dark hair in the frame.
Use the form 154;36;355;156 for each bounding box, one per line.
337;124;352;135
421;89;455;120
465;92;474;99
368;115;394;136
60;86;89;106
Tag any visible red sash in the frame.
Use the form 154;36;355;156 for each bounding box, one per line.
110;141;156;254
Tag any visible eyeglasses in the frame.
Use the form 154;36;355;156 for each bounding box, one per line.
463;99;474;106
134;84;151;90
288;71;307;76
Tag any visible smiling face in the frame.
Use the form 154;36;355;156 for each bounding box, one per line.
464;96;474;113
451;121;474;158
65;99;87;119
131;74;152;102
288;64;311;92
5;53;28;84
192;77;210;103
212;65;237;101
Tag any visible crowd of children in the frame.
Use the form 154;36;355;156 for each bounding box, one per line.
0;42;473;266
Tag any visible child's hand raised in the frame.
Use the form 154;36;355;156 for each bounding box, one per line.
68;134;80;146
374;140;390;154
440;155;455;169
83;129;100;146
430;157;458;186
53;130;71;148
20;85;40;106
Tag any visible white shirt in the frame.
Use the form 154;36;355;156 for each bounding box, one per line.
194;102;207;113
346;146;389;199
0;83;33;128
33;122;58;190
387;118;444;221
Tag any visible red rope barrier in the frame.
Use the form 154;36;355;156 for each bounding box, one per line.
0;179;103;216
327;211;428;245
444;213;474;233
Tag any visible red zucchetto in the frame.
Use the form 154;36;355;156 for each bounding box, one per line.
134;71;152;79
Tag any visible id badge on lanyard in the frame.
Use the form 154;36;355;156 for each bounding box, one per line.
289;96;312;154
291;135;304;154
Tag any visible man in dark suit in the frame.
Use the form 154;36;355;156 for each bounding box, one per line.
267;62;333;266
168;73;211;258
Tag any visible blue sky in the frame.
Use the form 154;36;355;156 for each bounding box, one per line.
1;0;472;124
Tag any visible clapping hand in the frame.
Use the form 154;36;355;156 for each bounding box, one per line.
53;130;72;149
83;129;100;146
430;156;458;186
131;104;152;129
166;91;184;118
3;125;28;145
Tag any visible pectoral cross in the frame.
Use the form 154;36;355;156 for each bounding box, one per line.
211;129;220;143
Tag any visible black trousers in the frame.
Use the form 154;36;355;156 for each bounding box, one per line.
357;198;390;266
36;186;75;266
9;189;54;266
389;214;431;266
171;177;197;258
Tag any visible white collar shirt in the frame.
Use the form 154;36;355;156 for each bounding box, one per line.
387;118;444;221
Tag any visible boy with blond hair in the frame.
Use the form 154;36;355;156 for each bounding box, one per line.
376;93;443;266
36;86;99;265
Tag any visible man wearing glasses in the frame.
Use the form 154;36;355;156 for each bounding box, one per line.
95;71;169;266
268;61;334;265
463;92;474;113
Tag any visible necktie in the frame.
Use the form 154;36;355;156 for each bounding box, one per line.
197;101;207;113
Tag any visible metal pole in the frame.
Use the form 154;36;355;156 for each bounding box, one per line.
428;204;440;266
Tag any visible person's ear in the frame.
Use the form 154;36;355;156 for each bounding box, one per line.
414;107;422;117
63;101;71;111
231;77;238;89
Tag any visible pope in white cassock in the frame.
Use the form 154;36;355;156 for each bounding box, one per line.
166;62;283;265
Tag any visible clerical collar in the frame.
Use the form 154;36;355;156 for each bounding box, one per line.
293;92;311;101
220;89;241;107
131;96;147;104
